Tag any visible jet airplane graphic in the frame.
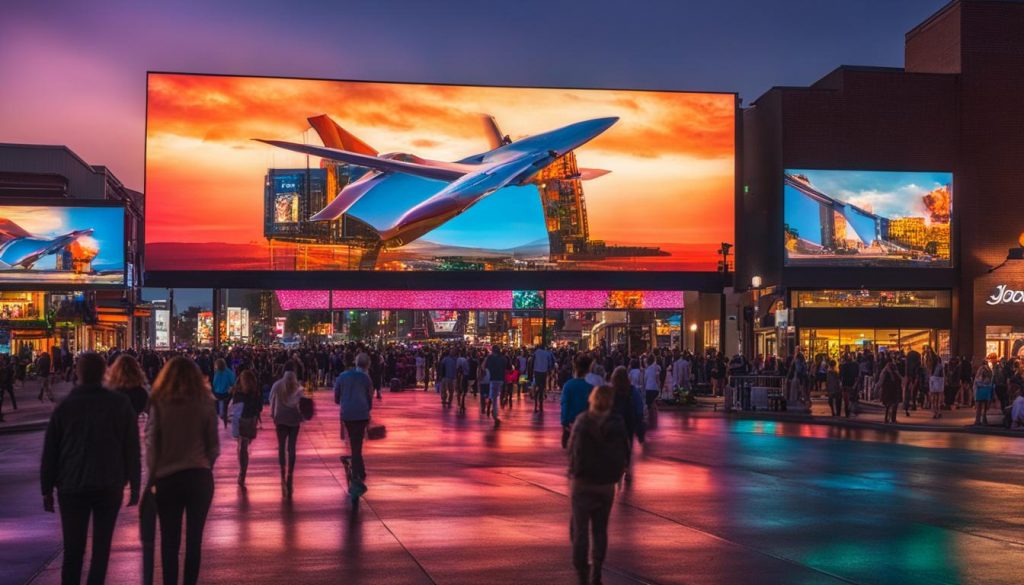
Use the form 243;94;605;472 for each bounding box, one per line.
256;115;617;248
0;218;94;270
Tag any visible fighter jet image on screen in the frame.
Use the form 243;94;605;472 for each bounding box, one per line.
256;115;617;248
0;219;93;270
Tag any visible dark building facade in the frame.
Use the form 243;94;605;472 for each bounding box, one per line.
0;143;145;352
739;0;1024;362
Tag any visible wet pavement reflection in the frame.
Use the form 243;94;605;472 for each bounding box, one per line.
7;389;1024;584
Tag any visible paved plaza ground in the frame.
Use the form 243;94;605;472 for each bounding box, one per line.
3;384;1024;584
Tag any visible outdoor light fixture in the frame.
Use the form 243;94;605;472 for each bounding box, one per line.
751;275;763;289
690;323;698;332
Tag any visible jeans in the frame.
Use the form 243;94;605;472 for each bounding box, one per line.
344;419;369;481
275;424;300;480
155;468;214;585
570;480;615;572
488;382;504;418
215;395;229;423
58;488;122;585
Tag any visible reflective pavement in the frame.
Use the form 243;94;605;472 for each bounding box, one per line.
4;387;1024;584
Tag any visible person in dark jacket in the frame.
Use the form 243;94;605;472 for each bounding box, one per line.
36;349;54;402
568;384;629;585
40;352;141;585
105;354;150;416
609;366;644;468
231;370;264;487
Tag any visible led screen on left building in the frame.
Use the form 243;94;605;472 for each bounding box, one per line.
0;204;125;286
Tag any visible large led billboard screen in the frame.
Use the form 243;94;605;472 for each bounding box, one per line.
783;170;952;267
0;203;125;287
145;73;735;278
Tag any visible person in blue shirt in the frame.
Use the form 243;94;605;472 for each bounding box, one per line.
561;354;595;448
211;358;236;428
334;352;374;486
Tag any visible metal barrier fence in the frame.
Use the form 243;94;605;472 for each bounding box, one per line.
727;375;787;411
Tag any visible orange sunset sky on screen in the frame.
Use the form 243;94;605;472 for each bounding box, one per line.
145;74;734;247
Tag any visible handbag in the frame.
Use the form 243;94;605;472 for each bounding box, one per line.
299;395;315;421
239;416;257;439
367;424;387;440
974;383;994;402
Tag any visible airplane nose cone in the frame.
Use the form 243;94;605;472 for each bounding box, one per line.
579;117;619;135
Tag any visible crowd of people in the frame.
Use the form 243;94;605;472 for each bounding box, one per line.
28;338;1024;585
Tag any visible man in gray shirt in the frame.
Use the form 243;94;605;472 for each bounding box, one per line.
335;353;374;484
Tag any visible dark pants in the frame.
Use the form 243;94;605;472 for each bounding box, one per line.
344;419;369;481
238;437;251;482
3;384;16;409
570;480;615;574
535;372;548;411
155;468;214;585
276;424;300;480
58;488;122;585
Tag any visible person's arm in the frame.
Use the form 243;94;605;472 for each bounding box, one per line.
365;374;373;415
144;403;159;478
122;401;141;504
39;407;61;511
205;405;220;467
560;382;570;427
334;375;342;405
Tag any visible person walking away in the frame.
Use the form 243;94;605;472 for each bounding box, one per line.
484;345;508;423
561;354;595;449
973;360;994;426
270;364;304;496
439;348;459;407
105;354;150;416
41;352;140;585
533;344;554;413
642;355;661;411
610;366;645;470
879;357;902;424
36;348;54;402
904;348;922;416
146;356;219;585
928;353;945;419
826;360;842;416
230;370;263;486
335;352;374;493
568;384;629;585
0;355;14;421
839;354;858;417
993;356;1009;413
211;359;236;428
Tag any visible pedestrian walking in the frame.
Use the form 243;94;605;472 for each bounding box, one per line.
484;345;508;423
40;352;140;585
335;352;374;493
146;356;219;585
973;360;994;426
567;384;629;585
230;370;263;486
610;366;645;469
36;348;54;402
879;357;902;424
212;358;236;428
105;354;150;416
561;354;594;449
533;344;554;412
270;364;304;497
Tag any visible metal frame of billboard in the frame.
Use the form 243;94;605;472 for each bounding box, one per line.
0;198;127;291
142;71;740;293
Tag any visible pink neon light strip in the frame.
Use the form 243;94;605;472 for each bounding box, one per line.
275;290;684;310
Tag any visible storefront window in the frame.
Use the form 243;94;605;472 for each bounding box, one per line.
793;290;951;309
0;292;44;320
703;319;720;349
985;326;1024;359
800;328;949;359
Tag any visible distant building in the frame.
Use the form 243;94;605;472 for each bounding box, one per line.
0;143;144;353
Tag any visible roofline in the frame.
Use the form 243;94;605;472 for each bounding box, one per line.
747;64;958;107
906;0;960;41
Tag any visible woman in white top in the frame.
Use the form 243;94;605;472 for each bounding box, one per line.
585;363;606;388
627;359;643;390
643;355;661;409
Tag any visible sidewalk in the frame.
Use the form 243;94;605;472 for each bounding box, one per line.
708;394;1023;436
0;380;71;434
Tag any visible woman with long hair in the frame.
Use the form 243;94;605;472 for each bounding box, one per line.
146;356;219;585
230;369;263;487
270;364;304;497
105;354;149;416
609;366;644;466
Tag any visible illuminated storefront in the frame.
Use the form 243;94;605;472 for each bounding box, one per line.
974;252;1024;360
791;289;951;359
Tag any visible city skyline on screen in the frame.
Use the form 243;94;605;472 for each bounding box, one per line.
784;169;953;267
144;73;735;272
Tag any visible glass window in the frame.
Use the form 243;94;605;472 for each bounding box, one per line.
793;290;950;309
703;319;719;349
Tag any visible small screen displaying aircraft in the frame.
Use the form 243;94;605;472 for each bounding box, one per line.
0;205;125;285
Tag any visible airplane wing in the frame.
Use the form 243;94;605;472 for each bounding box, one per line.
254;139;468;182
309;171;385;221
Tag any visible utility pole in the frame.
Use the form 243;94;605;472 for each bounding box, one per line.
718;243;732;356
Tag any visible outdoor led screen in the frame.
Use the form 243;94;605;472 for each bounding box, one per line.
145;73;735;277
783;170;952;267
0;203;125;287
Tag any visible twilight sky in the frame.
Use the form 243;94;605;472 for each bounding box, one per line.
1;0;948;193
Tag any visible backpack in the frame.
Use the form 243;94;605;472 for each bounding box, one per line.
569;413;629;484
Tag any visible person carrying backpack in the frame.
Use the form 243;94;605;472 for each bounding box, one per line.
567;384;629;585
